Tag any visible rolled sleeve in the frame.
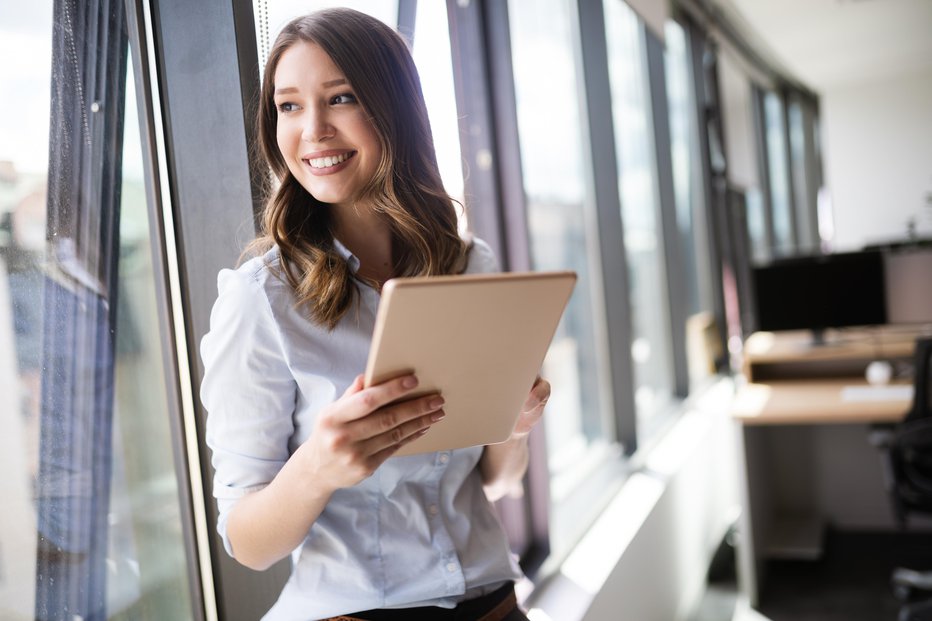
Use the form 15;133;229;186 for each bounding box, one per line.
200;265;298;556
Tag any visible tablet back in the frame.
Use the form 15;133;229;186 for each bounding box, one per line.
364;270;576;456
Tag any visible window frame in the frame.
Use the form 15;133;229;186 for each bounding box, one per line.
575;0;639;455
144;0;285;618
644;21;690;399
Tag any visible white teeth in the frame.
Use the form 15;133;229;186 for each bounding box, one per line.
307;152;350;168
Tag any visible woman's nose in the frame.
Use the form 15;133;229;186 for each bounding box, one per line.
302;108;334;143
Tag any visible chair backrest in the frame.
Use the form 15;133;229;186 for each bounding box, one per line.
890;337;932;525
905;337;932;424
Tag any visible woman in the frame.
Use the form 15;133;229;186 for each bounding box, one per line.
199;8;549;621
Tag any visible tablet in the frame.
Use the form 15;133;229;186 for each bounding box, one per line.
364;270;577;456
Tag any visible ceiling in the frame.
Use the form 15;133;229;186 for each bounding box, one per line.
706;0;932;92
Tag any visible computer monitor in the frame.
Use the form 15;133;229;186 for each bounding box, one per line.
751;250;887;343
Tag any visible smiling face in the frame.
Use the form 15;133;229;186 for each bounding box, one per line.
272;41;383;212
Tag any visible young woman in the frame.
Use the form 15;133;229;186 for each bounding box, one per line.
199;8;549;620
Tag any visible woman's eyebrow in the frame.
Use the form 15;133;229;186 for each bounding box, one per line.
274;79;345;96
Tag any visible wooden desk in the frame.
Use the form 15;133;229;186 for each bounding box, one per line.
741;327;918;383
733;378;912;426
731;328;919;606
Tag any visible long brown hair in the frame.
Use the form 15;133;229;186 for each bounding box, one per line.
250;8;468;329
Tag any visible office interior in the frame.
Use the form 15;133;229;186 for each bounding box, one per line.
1;0;931;620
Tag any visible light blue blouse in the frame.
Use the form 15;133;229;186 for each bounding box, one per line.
199;238;523;620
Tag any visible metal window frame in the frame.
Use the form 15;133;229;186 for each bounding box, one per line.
685;20;733;371
575;0;638;453
144;0;289;618
397;0;417;45
445;0;530;272
665;15;720;352
643;22;689;398
124;0;217;618
777;89;800;253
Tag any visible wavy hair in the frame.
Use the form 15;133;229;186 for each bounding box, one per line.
250;8;469;329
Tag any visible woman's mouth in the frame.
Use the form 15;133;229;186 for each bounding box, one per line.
304;151;355;170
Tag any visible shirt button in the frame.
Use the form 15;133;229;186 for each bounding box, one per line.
429;504;439;516
446;562;457;573
439;453;450;464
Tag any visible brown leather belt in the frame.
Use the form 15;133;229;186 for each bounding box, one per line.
325;582;518;621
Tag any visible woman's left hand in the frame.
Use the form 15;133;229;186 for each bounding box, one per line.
511;376;550;438
480;376;550;499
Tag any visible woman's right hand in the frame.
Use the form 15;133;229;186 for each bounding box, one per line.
227;373;441;570
299;373;445;490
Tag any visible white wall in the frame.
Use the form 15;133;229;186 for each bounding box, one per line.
528;381;741;621
821;67;932;251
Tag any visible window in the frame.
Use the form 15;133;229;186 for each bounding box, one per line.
604;0;675;438
717;51;768;263
255;0;398;66
763;90;794;256
508;0;618;555
664;19;716;386
410;1;466;222
0;2;196;618
787;95;821;253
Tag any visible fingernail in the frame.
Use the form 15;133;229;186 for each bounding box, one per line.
431;410;446;422
428;397;445;410
402;376;418;389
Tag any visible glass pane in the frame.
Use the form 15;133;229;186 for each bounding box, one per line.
0;3;194;619
508;0;614;551
255;0;399;68
764;91;793;256
717;52;767;261
746;186;768;263
411;1;467;232
604;0;674;435
108;61;195;621
664;20;716;385
788;98;818;253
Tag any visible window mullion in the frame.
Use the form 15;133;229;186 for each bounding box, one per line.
574;0;637;453
643;23;689;398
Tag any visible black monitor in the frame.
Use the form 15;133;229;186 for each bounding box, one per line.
751;250;887;343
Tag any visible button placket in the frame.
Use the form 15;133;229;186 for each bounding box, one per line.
428;451;463;593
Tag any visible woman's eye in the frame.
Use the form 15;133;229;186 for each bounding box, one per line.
331;93;358;105
276;102;299;113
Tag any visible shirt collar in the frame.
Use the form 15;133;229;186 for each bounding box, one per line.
332;237;361;274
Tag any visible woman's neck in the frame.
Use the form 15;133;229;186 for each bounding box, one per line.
331;203;393;287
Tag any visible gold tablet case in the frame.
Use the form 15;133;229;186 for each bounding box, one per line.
364;270;577;456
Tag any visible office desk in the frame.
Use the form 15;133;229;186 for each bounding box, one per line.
731;328;919;606
733;378;912;425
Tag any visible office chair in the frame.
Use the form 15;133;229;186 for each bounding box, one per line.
871;337;932;621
